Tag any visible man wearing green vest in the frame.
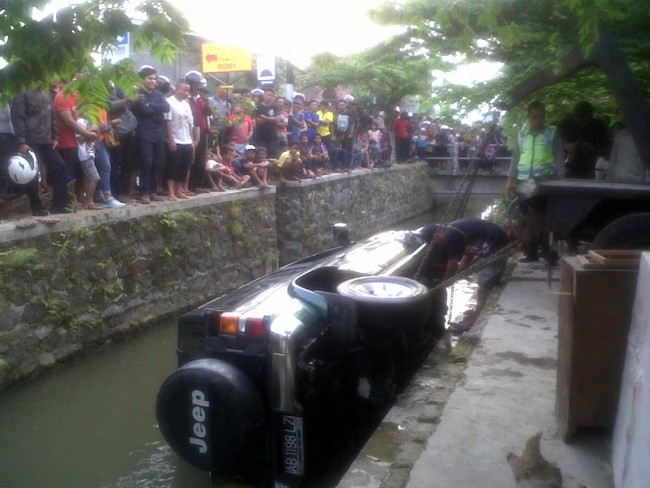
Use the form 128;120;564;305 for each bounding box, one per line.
507;101;565;263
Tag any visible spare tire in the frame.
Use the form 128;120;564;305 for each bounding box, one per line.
336;276;431;330
156;358;265;473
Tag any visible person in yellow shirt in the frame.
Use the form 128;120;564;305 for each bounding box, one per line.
276;141;304;183
316;100;334;152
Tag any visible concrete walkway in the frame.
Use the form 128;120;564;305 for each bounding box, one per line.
339;260;615;488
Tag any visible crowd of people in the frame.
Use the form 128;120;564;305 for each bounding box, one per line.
4;64;645;342
208;88;396;181
0;66;405;217
392;110;512;172
2;63;643;223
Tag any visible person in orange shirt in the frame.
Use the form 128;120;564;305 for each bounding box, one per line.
52;72;100;208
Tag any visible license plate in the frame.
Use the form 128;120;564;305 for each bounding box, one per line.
281;415;304;476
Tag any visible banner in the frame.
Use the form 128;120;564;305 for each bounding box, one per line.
202;44;252;73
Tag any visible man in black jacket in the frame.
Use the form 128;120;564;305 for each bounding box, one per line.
132;65;170;204
418;218;512;334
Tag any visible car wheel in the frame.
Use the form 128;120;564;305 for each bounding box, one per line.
156;358;265;474
592;213;650;249
336;276;431;329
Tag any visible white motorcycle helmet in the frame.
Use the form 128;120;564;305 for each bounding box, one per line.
7;151;39;185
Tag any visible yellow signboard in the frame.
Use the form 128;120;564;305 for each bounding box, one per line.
202;44;252;73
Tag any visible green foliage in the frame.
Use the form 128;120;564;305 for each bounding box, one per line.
85;281;119;302
264;248;279;267
229;221;244;237
298;47;432;111
52;233;72;266
132;1;189;64
0;0;189;111
0;248;38;270
66;316;83;333
70;224;97;239
67;63;143;124
39;296;78;331
370;0;650;120
228;204;242;220
159;210;205;229
485;193;517;227
0;248;40;308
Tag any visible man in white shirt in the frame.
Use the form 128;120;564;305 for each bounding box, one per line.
165;80;199;201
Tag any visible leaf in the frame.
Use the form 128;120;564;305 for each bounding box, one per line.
0;0;189;100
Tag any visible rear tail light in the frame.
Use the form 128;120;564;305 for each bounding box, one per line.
206;310;267;339
220;312;240;335
245;317;265;338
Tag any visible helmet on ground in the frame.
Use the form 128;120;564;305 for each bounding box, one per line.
137;64;156;78
185;70;206;85
157;75;171;94
7;151;39;185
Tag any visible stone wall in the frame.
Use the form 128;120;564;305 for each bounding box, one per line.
0;164;434;390
0;193;278;390
276;165;433;264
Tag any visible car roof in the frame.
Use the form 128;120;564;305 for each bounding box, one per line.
188;230;417;317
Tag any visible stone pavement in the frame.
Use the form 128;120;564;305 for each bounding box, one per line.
338;259;615;488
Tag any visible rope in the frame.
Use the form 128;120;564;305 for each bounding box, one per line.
430;241;518;292
446;282;455;325
414;160;482;283
439;161;480;224
415;139;504;286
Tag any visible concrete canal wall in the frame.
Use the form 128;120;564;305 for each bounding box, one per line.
431;172;508;197
613;253;650;488
0;163;443;390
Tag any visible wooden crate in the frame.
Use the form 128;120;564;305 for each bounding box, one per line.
576;250;641;269
556;255;639;441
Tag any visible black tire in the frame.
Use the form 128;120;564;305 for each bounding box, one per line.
591;213;650;250
156;358;265;473
336;276;431;330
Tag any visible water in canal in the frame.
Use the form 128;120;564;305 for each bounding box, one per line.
0;197;496;488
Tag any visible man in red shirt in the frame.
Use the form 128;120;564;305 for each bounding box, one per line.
394;111;412;163
53;74;100;207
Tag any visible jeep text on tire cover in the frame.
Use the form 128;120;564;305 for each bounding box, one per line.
189;390;209;454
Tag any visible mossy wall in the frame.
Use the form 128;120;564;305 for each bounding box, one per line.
0;165;433;390
276;165;433;264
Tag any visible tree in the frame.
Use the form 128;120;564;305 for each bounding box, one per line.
297;38;434;126
0;0;189;115
372;0;650;125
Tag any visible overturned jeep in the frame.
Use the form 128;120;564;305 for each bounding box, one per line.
156;224;446;487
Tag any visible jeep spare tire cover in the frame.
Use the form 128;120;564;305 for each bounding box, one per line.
336;276;431;329
156;358;265;472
